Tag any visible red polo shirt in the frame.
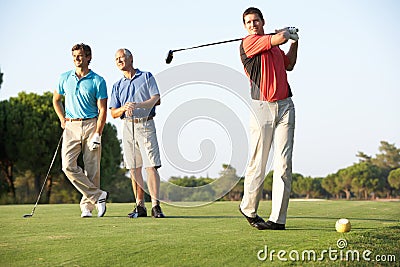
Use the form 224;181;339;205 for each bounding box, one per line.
240;34;292;102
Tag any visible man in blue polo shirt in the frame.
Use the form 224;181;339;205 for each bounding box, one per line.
53;43;108;218
110;48;165;218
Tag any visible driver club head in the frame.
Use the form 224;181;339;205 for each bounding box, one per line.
23;214;33;218
165;50;174;64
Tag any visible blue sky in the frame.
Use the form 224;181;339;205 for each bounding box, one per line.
1;0;399;180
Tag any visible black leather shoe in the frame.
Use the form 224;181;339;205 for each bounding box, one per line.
239;207;269;230
265;220;286;230
128;205;147;218
151;204;165;218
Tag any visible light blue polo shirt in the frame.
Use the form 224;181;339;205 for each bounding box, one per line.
58;70;108;119
109;69;159;119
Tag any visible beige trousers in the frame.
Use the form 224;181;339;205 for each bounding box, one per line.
240;98;295;224
122;119;161;169
61;118;102;212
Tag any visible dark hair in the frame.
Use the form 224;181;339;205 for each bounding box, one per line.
72;43;92;64
242;7;264;24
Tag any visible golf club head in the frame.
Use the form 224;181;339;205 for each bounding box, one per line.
23;214;33;218
165;50;174;64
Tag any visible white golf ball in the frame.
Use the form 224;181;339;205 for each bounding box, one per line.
335;218;351;233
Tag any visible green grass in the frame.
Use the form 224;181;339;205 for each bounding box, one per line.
0;200;399;267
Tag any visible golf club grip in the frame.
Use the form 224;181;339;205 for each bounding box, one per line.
173;32;277;53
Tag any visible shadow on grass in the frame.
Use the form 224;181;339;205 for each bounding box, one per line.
289;216;399;223
104;215;243;219
287;224;400;231
286;226;377;231
163;215;242;219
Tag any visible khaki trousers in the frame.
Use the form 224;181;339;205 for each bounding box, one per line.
240;98;295;224
61;118;102;212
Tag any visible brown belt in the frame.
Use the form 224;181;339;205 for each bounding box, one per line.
65;117;96;122
126;116;153;123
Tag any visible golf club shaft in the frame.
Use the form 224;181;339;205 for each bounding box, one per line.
172;38;243;52
27;133;63;216
166;32;279;64
172;32;279;52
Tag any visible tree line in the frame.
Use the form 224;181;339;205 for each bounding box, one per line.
0;92;399;204
0;92;132;204
166;142;400;201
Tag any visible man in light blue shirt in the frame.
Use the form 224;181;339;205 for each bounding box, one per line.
58;70;107;119
53;43;108;218
110;48;165;218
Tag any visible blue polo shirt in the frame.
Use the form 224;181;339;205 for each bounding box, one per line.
109;69;159;119
58;70;108;119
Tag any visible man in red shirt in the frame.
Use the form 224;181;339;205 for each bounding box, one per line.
239;7;299;230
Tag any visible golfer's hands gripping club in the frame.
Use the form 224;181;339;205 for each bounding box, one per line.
274;27;298;33
275;27;299;42
287;27;298;34
289;33;299;42
89;133;101;151
124;102;136;118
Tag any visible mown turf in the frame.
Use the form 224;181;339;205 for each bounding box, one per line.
0;200;399;266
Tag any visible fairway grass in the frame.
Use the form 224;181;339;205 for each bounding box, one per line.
0;200;399;266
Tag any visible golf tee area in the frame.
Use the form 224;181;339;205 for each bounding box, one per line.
0;200;399;266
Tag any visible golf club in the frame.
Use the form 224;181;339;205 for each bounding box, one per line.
165;37;242;64
165;28;298;64
23;133;63;218
130;118;139;218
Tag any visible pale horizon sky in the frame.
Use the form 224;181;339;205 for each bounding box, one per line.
1;0;399;180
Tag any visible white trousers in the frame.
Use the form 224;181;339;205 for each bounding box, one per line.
240;98;295;224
